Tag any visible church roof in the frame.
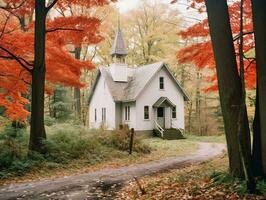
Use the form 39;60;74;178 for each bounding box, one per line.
153;97;176;108
88;62;189;104
110;28;128;56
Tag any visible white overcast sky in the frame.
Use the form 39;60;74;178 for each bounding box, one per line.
116;0;140;13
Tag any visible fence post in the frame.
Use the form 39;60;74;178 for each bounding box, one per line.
129;128;134;155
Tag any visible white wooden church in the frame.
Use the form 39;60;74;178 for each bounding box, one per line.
88;27;189;137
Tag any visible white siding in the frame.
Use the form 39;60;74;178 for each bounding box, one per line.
135;67;185;131
89;76;116;130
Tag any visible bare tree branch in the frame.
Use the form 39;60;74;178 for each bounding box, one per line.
55;7;66;17
45;0;58;13
245;59;256;71
0;14;11;39
0;46;33;73
233;31;254;41
46;27;83;33
0;0;27;10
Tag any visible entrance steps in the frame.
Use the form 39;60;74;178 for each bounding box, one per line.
153;128;185;140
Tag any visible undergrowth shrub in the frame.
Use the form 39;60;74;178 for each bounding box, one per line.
45;130;106;163
0;123;151;179
210;171;266;196
44;116;56;126
0;126;34;178
98;128;151;154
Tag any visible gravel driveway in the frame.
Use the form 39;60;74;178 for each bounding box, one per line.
0;142;226;200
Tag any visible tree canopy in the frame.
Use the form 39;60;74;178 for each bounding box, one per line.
0;0;115;121
176;0;256;92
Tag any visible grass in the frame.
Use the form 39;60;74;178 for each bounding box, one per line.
185;134;226;143
117;155;266;200
142;137;198;158
0;123;200;185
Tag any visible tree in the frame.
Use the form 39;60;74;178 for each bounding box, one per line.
51;86;72;120
204;0;250;178
251;0;266;177
54;4;113;122
237;0;255;190
173;0;256;179
176;1;256;91
173;0;261;190
0;0;114;152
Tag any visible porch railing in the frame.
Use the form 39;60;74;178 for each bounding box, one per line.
171;119;178;129
154;120;164;138
171;119;185;136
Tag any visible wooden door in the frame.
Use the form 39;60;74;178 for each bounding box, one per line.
157;107;165;128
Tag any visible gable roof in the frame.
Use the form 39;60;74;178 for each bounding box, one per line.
153;97;176;108
88;62;189;104
110;28;128;56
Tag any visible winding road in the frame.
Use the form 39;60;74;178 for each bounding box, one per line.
0;142;226;200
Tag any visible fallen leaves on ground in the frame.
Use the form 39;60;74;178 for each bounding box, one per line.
116;155;265;200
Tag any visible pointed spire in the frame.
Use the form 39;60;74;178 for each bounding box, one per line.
110;17;128;57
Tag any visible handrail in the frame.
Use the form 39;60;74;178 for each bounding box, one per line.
171;119;177;129
154;120;164;138
171;119;184;136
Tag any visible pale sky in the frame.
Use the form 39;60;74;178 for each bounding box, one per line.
116;0;205;26
117;0;140;13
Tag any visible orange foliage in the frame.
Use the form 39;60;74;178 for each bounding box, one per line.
175;0;256;92
0;0;115;121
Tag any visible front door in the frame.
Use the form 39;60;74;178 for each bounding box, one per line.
157;107;165;128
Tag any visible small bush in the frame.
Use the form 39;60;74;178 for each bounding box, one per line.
46;130;104;162
44;116;56;126
0;123;151;179
0;126;35;178
98;128;151;154
256;180;266;194
210;172;249;194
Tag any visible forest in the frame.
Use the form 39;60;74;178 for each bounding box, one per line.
0;0;266;199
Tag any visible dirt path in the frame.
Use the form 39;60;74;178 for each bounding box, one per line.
0;142;226;200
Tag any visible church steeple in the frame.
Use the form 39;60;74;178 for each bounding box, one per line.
110;21;127;62
109;18;128;82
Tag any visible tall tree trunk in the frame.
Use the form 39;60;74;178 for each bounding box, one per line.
48;95;53;117
74;47;82;119
251;0;266;177
195;71;202;135
29;0;47;153
188;101;193;134
180;64;185;88
205;0;246;177
204;94;208;135
237;0;255;191
252;85;263;176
